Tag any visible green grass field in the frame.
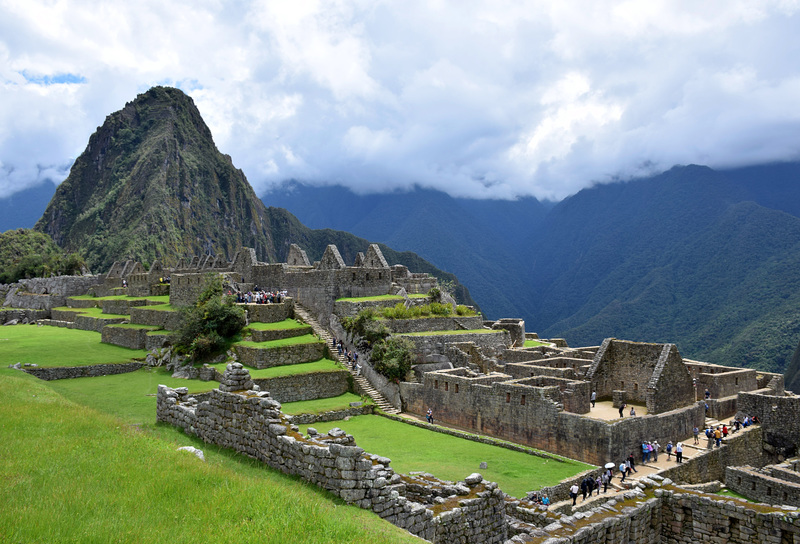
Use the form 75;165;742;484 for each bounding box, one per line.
281;393;368;415
0;326;148;367
246;319;309;331
298;415;591;497
69;294;171;304
399;329;500;336
235;334;323;349
523;339;552;347
208;358;342;379
0;372;422;544
53;306;130;319
335;294;427;302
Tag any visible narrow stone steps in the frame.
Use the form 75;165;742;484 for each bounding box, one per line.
293;303;400;415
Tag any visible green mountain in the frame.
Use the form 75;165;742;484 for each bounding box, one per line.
33;86;476;306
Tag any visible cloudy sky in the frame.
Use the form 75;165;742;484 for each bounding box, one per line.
1;0;800;201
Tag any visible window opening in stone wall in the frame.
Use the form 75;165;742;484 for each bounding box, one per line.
521;395;526;405
366;273;370;280
352;273;356;280
735;377;739;386
738;477;742;485
767;487;772;496
445;382;449;391
454;384;459;393
434;380;438;389
634;383;639;392
751;482;756;490
506;392;510;403
681;507;693;536
621;381;624;389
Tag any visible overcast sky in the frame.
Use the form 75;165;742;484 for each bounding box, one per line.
1;0;800;201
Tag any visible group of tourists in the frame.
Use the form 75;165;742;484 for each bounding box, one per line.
617;402;637;417
234;288;287;304
526;492;551;508
332;338;361;374
640;440;660;463
569;472;612;505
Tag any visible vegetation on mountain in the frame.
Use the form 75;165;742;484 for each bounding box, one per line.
33;86;476;307
171;275;246;361
0;228;85;283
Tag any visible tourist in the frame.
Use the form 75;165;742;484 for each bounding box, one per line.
627;453;638;473
426;409;433;424
675;442;684;463
542;494;550;508
666;441;673;460
570;483;579;505
630;406;636;417
580;478;588;501
619;402;626;418
591;391;597;408
595;475;602;495
714;427;722;447
705;388;711;400
722;424;728;438
652;441;659;462
602;471;609;493
642;441;649;464
619;462;627;482
693;426;700;445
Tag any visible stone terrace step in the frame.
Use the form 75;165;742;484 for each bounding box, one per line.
293;303;400;415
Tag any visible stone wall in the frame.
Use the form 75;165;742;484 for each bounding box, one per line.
244;300;294;324
288;404;374;424
129;307;182;330
233;341;326;369
726;465;800;507
102;325;158;350
0;309;49;324
402;366;705;465
250;325;312;342
2;275;104;310
251;370;350;403
737;391;800;458
22;362;144;380
156;374;507;544
399;330;510;364
382;315;484;334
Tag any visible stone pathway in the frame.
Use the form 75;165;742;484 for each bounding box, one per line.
293;303;400;414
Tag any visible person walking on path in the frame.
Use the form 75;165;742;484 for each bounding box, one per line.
619;402;626;418
666;441;673;460
602;471;609;493
591;391;597;408
627;453;638;473
693;426;700;445
619;462;627;482
676;442;684;463
570;484;579;506
652;441;659;462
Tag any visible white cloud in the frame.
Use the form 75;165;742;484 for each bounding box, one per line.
1;0;800;203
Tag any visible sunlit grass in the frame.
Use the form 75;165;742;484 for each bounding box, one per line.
282;393;368;415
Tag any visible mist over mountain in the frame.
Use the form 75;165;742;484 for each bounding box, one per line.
264;163;800;379
29;86;476;306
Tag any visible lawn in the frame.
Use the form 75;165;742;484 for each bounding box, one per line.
246;319;309;330
298;415;591;498
208;358;342;379
0;372;422;544
523;339;553;347
281;393;367;415
335;294;427;302
235;334;323;348
69;294;171;304
52;306;130;319
399;329;500;336
0;326;147;367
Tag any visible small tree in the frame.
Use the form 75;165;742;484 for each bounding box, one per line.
370;336;414;382
171;274;246;361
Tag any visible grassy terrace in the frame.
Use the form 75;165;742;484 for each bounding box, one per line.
53;306;130;319
208;358;342;379
399;329;498;336
106;323;162;330
69;294;171;304
0;326;147;367
335;294;428;302
235;334;323;349
299;415;592;498
523;339;552;347
0;371;420;544
246;319;309;331
281;392;368;415
141;303;178;312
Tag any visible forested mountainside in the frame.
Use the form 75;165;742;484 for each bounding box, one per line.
31;87;476;307
265;163;800;378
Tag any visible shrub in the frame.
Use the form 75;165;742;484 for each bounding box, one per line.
171;274;245;361
370;336;414;382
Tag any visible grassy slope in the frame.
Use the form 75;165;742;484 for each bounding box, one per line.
299;415;591;498
0;326;147;367
0;371;422;544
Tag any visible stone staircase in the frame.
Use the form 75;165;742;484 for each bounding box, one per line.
293;303;400;414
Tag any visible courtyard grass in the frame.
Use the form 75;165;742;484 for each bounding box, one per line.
298;415;592;498
281;392;368;415
523;339;552;347
0;326;147;367
0;372;423;544
52;306;130;319
336;294;427;302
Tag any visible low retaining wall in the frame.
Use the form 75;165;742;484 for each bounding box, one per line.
399;330;510;364
75;315;128;333
382;316;484;334
22;362;145;380
242;300;294;324
102;325;159;349
145;332;171;351
289;404;374;424
233;342;326;369
250;326;312;342
252;370;350;403
157;379;507;543
0;309;49;324
100;298;150;314
129;307;182;330
65;298;101;309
